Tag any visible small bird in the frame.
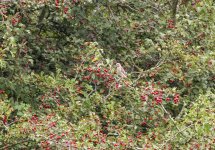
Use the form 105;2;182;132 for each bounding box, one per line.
116;63;127;78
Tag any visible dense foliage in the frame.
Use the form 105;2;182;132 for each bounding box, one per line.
0;0;214;149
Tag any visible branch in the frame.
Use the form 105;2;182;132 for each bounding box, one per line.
158;123;194;149
0;139;34;150
132;58;165;85
175;101;186;120
172;0;180;25
117;3;139;12
160;104;183;135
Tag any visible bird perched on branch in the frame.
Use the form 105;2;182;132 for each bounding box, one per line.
116;63;127;78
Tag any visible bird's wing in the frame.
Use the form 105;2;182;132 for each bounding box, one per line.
120;66;127;75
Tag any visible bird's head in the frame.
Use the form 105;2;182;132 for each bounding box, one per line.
116;63;121;67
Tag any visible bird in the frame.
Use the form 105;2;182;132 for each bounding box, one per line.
116;63;127;78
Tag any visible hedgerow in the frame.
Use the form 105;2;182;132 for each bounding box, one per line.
0;0;214;149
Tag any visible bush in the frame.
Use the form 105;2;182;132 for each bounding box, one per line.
0;0;214;149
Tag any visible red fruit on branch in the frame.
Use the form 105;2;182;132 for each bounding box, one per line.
3;115;7;125
141;121;147;126
64;7;69;14
55;0;59;9
140;95;148;101
167;19;175;29
169;79;174;83
0;90;5;94
49;122;57;128
104;69;108;73
173;94;180;104
166;97;171;102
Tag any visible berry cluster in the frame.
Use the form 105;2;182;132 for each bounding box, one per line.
39;88;62;109
167;19;175;29
11;14;21;26
140;82;180;105
81;66;116;90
